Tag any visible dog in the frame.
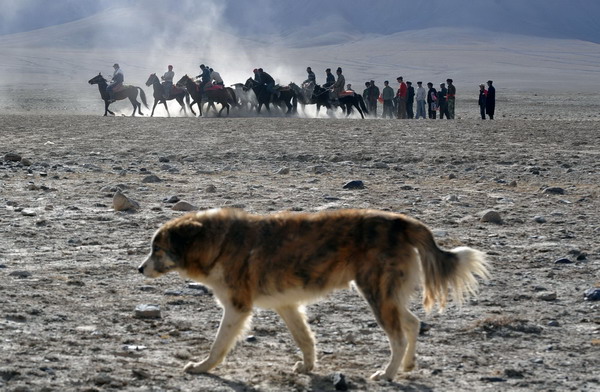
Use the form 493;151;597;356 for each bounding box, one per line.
138;208;489;380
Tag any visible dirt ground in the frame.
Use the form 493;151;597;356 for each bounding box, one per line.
1;95;599;391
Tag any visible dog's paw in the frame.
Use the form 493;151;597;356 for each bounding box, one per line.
369;370;393;381
183;360;212;374
292;361;314;374
402;360;416;372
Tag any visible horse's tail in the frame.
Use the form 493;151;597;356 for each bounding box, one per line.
138;87;149;108
358;94;368;114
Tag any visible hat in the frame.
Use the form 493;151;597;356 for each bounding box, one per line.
253;68;258;72
446;78;453;83
417;81;422;84
396;76;403;81
487;80;493;84
479;84;485;87
168;65;173;68
336;67;342;73
113;63;119;68
326;68;331;72
200;64;205;68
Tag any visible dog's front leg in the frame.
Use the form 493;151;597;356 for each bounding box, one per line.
276;305;316;373
184;307;251;374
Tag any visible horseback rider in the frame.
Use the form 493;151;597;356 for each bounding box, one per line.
253;68;261;83
332;67;345;100
303;67;316;86
197;64;211;92
323;68;335;89
257;68;279;98
161;65;174;99
107;63;124;102
210;68;224;86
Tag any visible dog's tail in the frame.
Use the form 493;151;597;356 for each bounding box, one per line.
408;220;490;312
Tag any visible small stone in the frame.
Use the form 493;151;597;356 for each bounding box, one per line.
554;258;573;264
205;184;217;193
20;158;32;166
480;210;503;224
373;162;389;169
419;321;432;335
508;180;517;187
164;195;180;203
276;167;290;175
547;320;560;327
543;187;565;195
312;166;327;174
332;372;348;391
159;156;170;162
445;194;459;202
448;173;457;179
134;304;161;319
21;208;37;216
583;288;600;301
538;292;557;301
343;180;365;190
113;191;139;212
172;201;197;211
9;271;32;278
4;152;22;162
533;216;546;223
246;335;257;343
142;175;162;183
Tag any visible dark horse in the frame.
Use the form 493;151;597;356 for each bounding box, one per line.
88;73;148;116
145;73;193;117
289;82;332;116
336;92;369;119
176;75;237;117
243;78;296;115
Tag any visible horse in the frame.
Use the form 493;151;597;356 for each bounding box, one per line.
289;82;332;116
88;73;148;116
176;75;237;117
231;83;258;112
336;92;369;119
243;78;295;115
145;73;194;117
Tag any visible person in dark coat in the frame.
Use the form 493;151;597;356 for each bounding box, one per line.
427;82;437;119
197;64;211;91
367;80;380;117
438;83;449;119
323;68;335;88
486;80;496;119
406;81;415;119
478;84;487;119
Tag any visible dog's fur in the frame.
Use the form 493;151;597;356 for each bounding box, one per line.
138;208;489;380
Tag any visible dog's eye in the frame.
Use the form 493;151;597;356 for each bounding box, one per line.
153;245;161;253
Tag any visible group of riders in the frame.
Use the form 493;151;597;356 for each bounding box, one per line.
106;62;353;107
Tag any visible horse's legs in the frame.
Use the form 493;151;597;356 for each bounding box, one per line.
162;100;170;117
104;100;109;116
355;104;365;119
151;100;159;117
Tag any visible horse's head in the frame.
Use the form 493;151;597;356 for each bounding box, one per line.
145;73;158;87
243;78;256;91
88;73;106;85
176;74;190;87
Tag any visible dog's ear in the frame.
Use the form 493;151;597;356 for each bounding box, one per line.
169;219;204;257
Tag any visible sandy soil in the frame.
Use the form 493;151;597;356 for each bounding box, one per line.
1;96;599;391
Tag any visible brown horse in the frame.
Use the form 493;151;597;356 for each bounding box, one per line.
145;73;193;117
88;73;148;116
176;75;237;117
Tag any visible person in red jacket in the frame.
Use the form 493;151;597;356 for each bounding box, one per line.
396;76;407;119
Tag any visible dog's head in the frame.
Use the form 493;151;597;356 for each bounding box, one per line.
138;209;233;279
138;214;206;278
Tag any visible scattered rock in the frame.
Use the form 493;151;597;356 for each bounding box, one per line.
480;210;503;224
343;180;365;190
246;335;257;343
543;187;565;195
583;288;600;301
419;321;432;335
158;156;170;162
508;180;517;187
547;320;560;327
21;208;37;217
172;201;197;211
373;162;389;169
332;372;348;391
20;158;32;166
164;195;180;203
134;304;161;319
448;173;457;179
312;165;327;174
554;257;573;264
142;175;162;183
112;191;139;212
9;271;32;278
4;152;22;162
537;292;557;301
533;216;546;223
205;184;217;193
276;167;290;175
445;194;459;202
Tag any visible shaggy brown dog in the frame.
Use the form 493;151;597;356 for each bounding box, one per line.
138;208;489;380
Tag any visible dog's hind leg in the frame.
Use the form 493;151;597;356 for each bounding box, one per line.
276;305;316;373
184;306;252;374
399;308;419;372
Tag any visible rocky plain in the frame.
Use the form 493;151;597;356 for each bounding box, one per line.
1;94;599;392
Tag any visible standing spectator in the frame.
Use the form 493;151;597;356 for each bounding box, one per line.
427;82;437;119
363;82;371;103
406;81;415;119
438;83;449;119
396;76;407;119
446;78;456;119
367;80;380;117
486;80;496;119
415;81;426;119
478;84;487;119
381;80;395;119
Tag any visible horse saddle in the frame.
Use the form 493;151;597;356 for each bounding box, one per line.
340;90;356;97
205;84;224;91
276;85;291;92
170;85;184;95
113;84;127;93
